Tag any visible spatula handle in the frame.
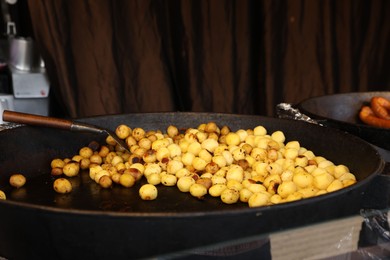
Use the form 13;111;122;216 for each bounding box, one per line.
2;110;73;130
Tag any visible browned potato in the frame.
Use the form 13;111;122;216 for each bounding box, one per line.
0;190;6;200
53;178;72;194
9;174;26;188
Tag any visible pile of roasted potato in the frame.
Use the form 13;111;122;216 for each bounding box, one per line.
1;122;358;208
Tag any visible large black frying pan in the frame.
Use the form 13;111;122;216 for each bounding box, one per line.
0;112;386;259
296;91;390;151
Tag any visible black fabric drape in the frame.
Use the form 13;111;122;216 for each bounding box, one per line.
27;0;390;118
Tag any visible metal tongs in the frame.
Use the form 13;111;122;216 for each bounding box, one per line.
2;110;129;152
276;103;324;126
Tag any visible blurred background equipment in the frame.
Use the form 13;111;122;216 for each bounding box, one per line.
0;0;50;117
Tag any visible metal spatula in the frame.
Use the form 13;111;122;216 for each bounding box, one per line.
2;110;129;152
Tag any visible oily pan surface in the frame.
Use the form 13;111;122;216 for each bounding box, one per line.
0;112;382;214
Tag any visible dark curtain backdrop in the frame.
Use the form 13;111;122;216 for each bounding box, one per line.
27;0;389;118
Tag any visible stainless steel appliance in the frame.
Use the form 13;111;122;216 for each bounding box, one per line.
0;0;50;119
0;38;50;118
9;61;50;116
